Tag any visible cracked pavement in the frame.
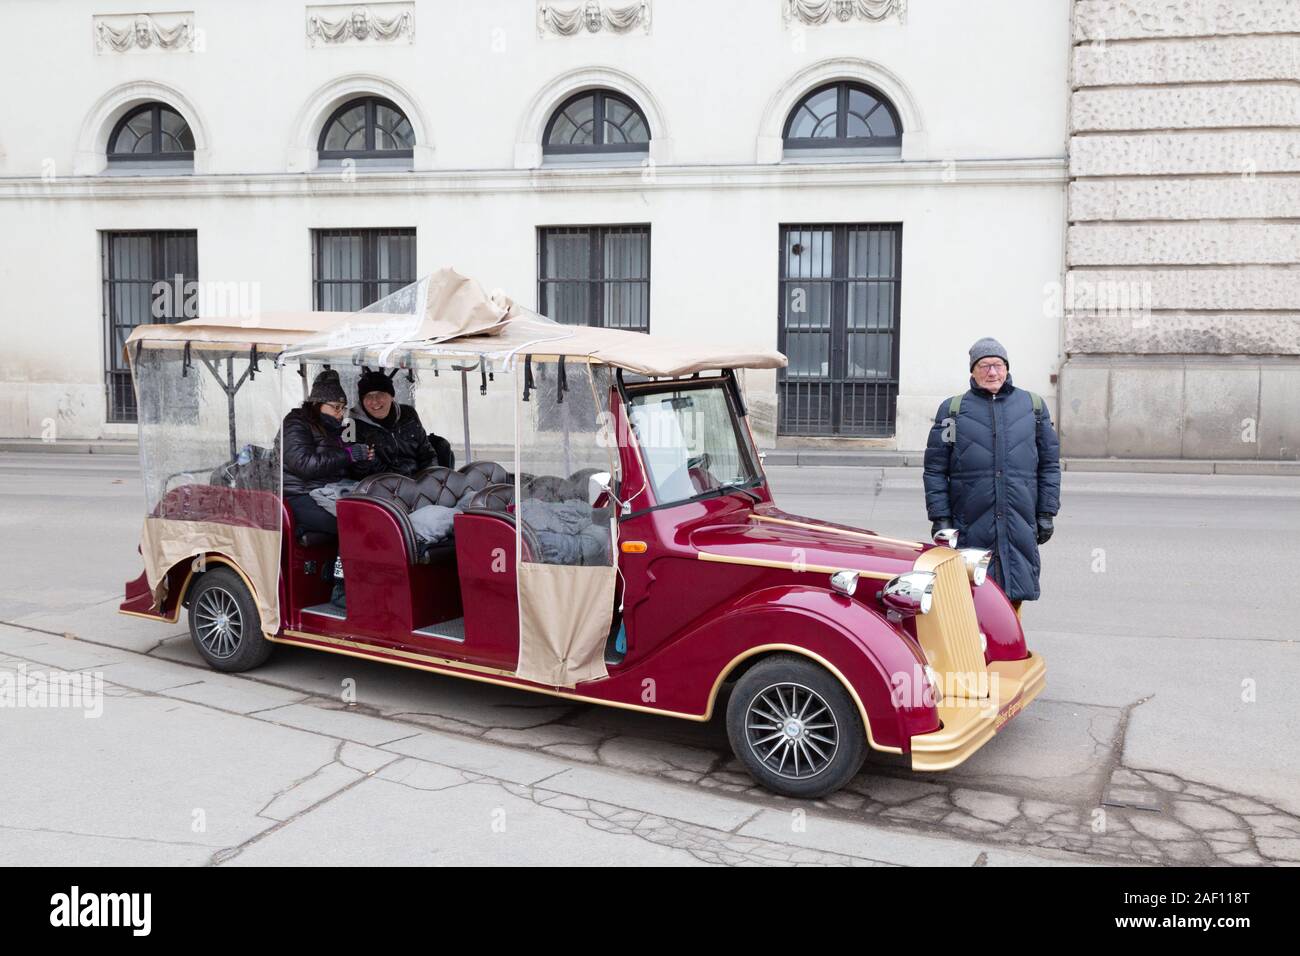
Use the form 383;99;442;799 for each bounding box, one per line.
1;453;1297;865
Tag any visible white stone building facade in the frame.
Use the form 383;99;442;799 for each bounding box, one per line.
1060;0;1300;461
4;1;1072;450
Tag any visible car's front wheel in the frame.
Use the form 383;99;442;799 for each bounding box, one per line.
187;566;273;673
726;654;867;799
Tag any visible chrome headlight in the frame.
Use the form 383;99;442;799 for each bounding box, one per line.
880;571;936;616
933;528;959;548
829;569;858;597
959;548;992;586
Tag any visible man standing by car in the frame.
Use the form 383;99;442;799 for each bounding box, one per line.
923;338;1061;614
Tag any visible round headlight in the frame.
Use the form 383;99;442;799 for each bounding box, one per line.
959;548;992;586
829;569;858;597
880;570;936;616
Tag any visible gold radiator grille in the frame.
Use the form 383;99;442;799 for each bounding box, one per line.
913;548;988;699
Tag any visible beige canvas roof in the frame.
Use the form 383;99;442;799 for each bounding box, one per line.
125;310;355;350
128;268;786;377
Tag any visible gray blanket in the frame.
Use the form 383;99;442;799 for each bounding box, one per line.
308;479;358;516
409;504;457;546
519;499;610;566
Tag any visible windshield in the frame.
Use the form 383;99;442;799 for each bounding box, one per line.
625;382;759;508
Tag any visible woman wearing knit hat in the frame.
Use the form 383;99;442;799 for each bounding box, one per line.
281;369;374;538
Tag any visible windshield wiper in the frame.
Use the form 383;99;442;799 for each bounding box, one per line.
719;476;763;503
690;476;762;506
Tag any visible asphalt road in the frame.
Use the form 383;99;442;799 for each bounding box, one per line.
2;452;1297;865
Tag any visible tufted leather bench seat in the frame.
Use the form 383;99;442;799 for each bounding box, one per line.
468;482;514;512
348;468;474;565
456;460;510;494
343;462;513;563
519;468;605;503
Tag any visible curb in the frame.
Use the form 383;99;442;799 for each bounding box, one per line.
0;439;139;455
760;450;1299;476
2;439;1297;477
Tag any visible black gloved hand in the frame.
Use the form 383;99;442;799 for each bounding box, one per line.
931;517;952;538
1036;514;1054;545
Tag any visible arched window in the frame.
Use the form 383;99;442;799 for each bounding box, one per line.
108;103;195;163
783;81;901;159
543;90;649;158
318;96;414;160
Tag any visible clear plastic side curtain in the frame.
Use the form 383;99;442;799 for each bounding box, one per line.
131;344;285;632
514;358;619;687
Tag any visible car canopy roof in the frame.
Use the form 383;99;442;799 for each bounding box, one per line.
126;268;787;377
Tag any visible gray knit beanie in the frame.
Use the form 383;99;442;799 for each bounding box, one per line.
969;337;1009;371
307;369;347;405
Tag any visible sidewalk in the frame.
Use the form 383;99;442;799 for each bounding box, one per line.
2;437;1296;476
0;622;1082;866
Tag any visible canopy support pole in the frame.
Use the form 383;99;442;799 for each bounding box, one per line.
460;369;471;463
197;351;254;461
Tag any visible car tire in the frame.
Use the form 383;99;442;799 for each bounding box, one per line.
726;654;867;799
187;566;273;673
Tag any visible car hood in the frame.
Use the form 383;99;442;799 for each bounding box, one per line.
688;505;925;578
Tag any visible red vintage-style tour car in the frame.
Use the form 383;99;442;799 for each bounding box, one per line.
119;270;1045;798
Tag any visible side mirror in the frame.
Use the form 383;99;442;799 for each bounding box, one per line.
588;471;613;508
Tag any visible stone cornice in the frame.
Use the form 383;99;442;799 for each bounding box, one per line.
0;158;1067;201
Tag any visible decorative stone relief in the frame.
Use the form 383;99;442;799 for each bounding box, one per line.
537;1;651;37
783;0;906;27
306;3;414;47
93;12;195;53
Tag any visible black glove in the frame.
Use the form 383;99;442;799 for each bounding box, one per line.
1036;514;1054;545
931;517;952;538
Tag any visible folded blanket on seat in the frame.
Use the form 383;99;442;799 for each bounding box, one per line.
308;479;358;516
409;504;457;545
518;498;610;566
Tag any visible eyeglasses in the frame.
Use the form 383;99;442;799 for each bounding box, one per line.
322;402;346;412
975;362;1006;373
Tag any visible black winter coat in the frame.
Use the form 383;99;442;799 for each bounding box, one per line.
922;376;1061;602
281;407;367;497
351;403;435;477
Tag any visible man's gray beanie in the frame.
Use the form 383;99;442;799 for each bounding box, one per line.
969;337;1009;371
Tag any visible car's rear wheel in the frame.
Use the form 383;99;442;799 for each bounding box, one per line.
726;654;867;799
187;566;272;673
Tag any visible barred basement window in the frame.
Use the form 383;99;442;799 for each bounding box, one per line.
102;230;199;423
312;228;416;311
537;225;650;333
777;223;901;437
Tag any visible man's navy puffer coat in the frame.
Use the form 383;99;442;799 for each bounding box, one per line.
922;375;1061;602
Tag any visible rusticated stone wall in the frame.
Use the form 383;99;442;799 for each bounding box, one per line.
1060;0;1300;460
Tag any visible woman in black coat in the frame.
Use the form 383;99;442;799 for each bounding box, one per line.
282;369;373;537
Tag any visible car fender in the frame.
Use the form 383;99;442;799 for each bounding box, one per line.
691;584;942;752
972;578;1028;661
122;551;264;626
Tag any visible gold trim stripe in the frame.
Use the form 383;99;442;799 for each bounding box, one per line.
751;513;924;549
697;550;897;581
